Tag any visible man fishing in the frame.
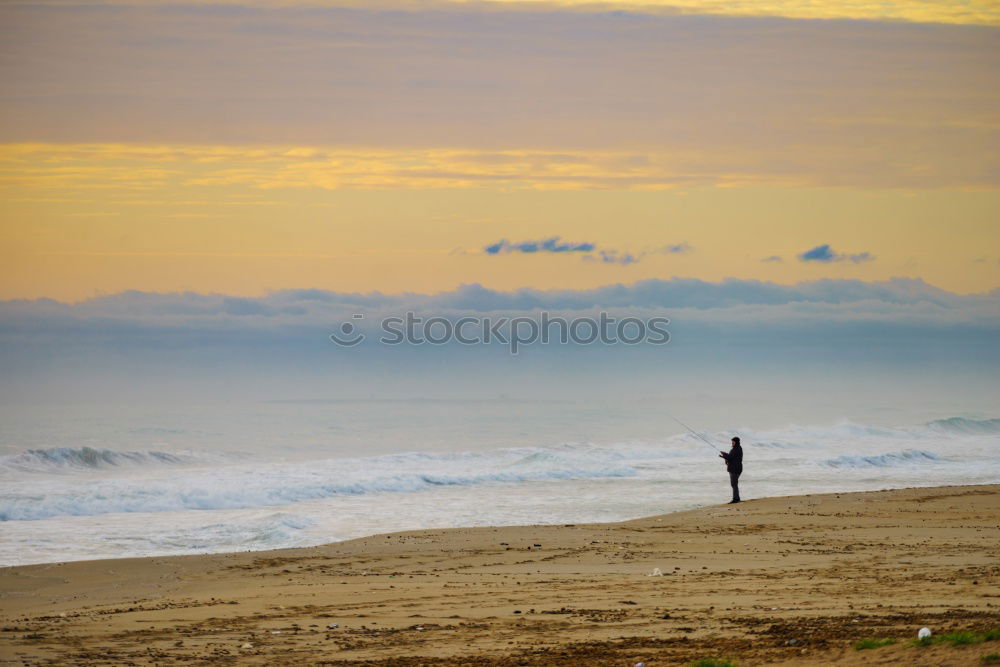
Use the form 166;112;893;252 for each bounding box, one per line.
669;416;746;505
719;436;743;503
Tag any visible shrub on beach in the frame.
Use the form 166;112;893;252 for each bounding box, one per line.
912;630;1000;648
854;638;896;650
689;659;737;667
855;629;999;650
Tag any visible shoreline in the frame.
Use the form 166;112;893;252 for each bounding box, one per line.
7;477;998;570
2;483;998;665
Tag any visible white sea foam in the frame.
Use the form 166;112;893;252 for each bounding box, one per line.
0;444;642;521
1;414;996;565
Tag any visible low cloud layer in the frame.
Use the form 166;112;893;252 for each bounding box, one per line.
3;277;996;327
2;278;996;404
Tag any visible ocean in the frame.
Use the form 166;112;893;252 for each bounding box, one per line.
1;401;997;566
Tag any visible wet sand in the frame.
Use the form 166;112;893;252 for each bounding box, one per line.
2;484;998;665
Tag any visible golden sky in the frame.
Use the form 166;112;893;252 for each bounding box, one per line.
489;0;1000;24
0;1;998;300
11;0;1000;26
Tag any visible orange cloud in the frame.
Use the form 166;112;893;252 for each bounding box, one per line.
2;143;995;192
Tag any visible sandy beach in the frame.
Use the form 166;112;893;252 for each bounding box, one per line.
2;484;998;666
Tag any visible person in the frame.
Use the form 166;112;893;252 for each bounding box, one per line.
719;436;743;503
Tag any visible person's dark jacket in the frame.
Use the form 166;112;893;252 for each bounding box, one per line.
722;444;743;474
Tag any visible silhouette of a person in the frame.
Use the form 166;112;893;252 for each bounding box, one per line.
719;436;743;504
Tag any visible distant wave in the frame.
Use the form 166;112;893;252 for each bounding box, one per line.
926;417;1000;435
822;449;941;468
0;467;636;521
747;421;925;443
126;427;189;435
736;417;1000;449
2;420;989;522
0;444;642;521
0;447;193;473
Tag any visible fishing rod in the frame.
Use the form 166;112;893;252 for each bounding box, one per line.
668;414;723;454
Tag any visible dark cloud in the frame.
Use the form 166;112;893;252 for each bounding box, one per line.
484;237;595;255
799;244;836;262
595;250;640;265
799;245;875;264
487;239;690;265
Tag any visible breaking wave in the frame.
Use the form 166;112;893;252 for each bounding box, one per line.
0;443;643;521
2;416;993;524
926;417;1000;435
822;449;941;468
1;447;194;473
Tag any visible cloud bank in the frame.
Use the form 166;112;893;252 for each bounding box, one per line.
3;277;996;329
2;278;996;405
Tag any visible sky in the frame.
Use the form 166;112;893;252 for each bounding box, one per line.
0;0;998;415
1;0;998;300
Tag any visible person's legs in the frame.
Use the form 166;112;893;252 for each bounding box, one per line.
729;471;741;503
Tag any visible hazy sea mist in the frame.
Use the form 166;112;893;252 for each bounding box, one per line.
2;279;998;564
